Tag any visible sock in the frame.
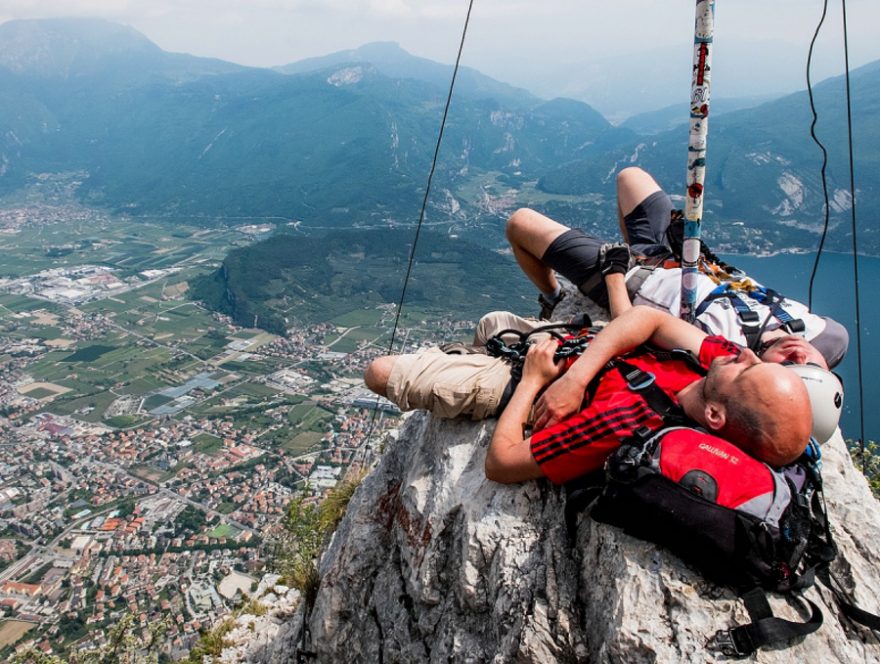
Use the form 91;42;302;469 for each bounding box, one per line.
541;285;562;302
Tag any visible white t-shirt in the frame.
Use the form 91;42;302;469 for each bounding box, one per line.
630;266;828;344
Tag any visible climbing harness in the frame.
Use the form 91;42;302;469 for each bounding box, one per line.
484;319;596;381
695;284;806;351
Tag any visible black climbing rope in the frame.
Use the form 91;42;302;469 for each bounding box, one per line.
361;0;476;451
804;0;865;466
805;0;831;311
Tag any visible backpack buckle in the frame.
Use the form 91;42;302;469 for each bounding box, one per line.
707;629;750;658
624;368;655;391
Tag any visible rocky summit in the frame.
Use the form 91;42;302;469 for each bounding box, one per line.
251;371;880;660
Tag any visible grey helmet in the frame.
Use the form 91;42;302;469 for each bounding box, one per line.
787;364;844;444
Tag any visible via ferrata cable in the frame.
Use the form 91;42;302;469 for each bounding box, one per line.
839;0;866;464
361;0;476;455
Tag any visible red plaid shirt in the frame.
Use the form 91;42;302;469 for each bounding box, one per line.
530;336;741;484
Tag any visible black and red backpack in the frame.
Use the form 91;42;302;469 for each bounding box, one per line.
582;427;833;656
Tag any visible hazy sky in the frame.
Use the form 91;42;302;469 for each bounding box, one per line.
1;1;878;102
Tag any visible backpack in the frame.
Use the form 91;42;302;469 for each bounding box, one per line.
593;428;825;589
564;407;880;656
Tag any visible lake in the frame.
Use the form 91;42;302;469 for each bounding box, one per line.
720;251;877;444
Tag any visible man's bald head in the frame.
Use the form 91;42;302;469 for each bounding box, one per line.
702;351;812;466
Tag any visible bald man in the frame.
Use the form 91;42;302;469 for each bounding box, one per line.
365;306;811;485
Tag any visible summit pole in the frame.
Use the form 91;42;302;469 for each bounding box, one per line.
680;0;715;322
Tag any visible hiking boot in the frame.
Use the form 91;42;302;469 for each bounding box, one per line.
538;290;565;320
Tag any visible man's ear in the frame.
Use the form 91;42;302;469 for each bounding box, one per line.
704;401;727;432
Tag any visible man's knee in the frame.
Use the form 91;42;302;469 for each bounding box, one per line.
506;207;572;255
474;311;539;345
364;356;397;396
617;166;647;189
505;207;535;242
617;167;660;204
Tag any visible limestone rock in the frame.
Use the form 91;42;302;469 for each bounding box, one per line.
256;412;880;663
214;574;302;664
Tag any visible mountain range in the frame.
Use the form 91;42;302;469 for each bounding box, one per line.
0;17;877;259
0;19;618;231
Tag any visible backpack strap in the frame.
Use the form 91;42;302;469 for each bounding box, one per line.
696;285;765;350
816;567;880;631
708;587;824;657
802;458;880;633
563;470;606;541
759;288;807;334
613;358;693;427
725;293;764;350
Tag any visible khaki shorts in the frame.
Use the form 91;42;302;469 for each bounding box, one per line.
385;347;513;420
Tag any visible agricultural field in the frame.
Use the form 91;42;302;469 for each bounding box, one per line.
281;431;325;456
193;433;223;455
1;216;293;430
0;619;36;648
0;197;442;471
0;212;242;279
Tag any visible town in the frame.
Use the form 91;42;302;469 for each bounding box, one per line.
0;194;472;661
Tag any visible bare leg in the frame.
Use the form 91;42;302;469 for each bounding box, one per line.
616;167;663;242
506;208;571;294
364;356;397;397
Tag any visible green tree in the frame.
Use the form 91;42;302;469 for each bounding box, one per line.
277;494;323;608
848;439;880;498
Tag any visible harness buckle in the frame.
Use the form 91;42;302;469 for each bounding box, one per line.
738;310;760;323
707;629;749;658
485;337;505;356
624;369;656;391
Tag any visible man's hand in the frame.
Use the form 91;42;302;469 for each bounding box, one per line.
532;371;585;430
520;338;563;388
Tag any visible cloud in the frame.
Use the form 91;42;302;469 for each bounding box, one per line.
0;0;131;18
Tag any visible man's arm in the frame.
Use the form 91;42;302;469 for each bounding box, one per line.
605;272;632;319
532;305;706;429
485;339;559;483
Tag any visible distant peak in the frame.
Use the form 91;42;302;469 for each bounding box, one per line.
352;42;408;56
0;17;159;76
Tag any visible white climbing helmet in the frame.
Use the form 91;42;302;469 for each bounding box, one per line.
786;363;844;444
